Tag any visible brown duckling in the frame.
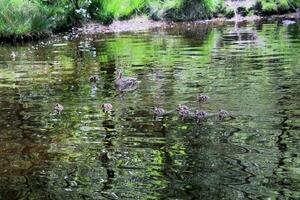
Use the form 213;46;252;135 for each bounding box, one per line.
115;69;139;91
89;75;99;84
176;104;191;120
54;103;64;114
153;106;165;116
101;103;113;113
11;51;17;61
197;94;209;103
195;110;208;122
218;109;233;120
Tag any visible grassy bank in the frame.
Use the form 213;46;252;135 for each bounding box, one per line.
0;0;299;41
0;0;83;41
0;0;50;40
255;0;300;15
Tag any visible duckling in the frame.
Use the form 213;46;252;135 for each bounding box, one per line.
10;51;17;61
176;104;189;111
115;69;139;91
176;104;191;120
218;109;233;120
195;110;208;122
89;75;99;84
54;103;64;114
197;94;209;103
101;103;113;113
153;106;165;116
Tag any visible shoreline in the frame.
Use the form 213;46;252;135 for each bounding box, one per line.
74;12;299;36
1;12;298;43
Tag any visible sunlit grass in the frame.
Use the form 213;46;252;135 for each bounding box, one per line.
90;0;146;23
147;0;221;20
256;0;300;14
0;0;51;38
91;0;221;22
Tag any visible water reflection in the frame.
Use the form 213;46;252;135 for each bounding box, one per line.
0;21;299;199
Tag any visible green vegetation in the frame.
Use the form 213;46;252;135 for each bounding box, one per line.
255;0;300;14
0;0;92;40
145;0;182;20
0;0;50;39
160;0;221;21
0;0;299;40
89;0;146;24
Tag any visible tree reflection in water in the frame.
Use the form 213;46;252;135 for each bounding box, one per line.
0;21;299;199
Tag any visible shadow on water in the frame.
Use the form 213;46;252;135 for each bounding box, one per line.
0;21;300;199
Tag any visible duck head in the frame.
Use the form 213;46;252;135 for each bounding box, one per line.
116;68;123;80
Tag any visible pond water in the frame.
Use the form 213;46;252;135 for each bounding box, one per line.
0;21;300;200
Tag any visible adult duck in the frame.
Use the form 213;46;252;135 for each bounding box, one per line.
115;69;139;91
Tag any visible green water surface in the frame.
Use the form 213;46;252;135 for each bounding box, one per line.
0;22;300;199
